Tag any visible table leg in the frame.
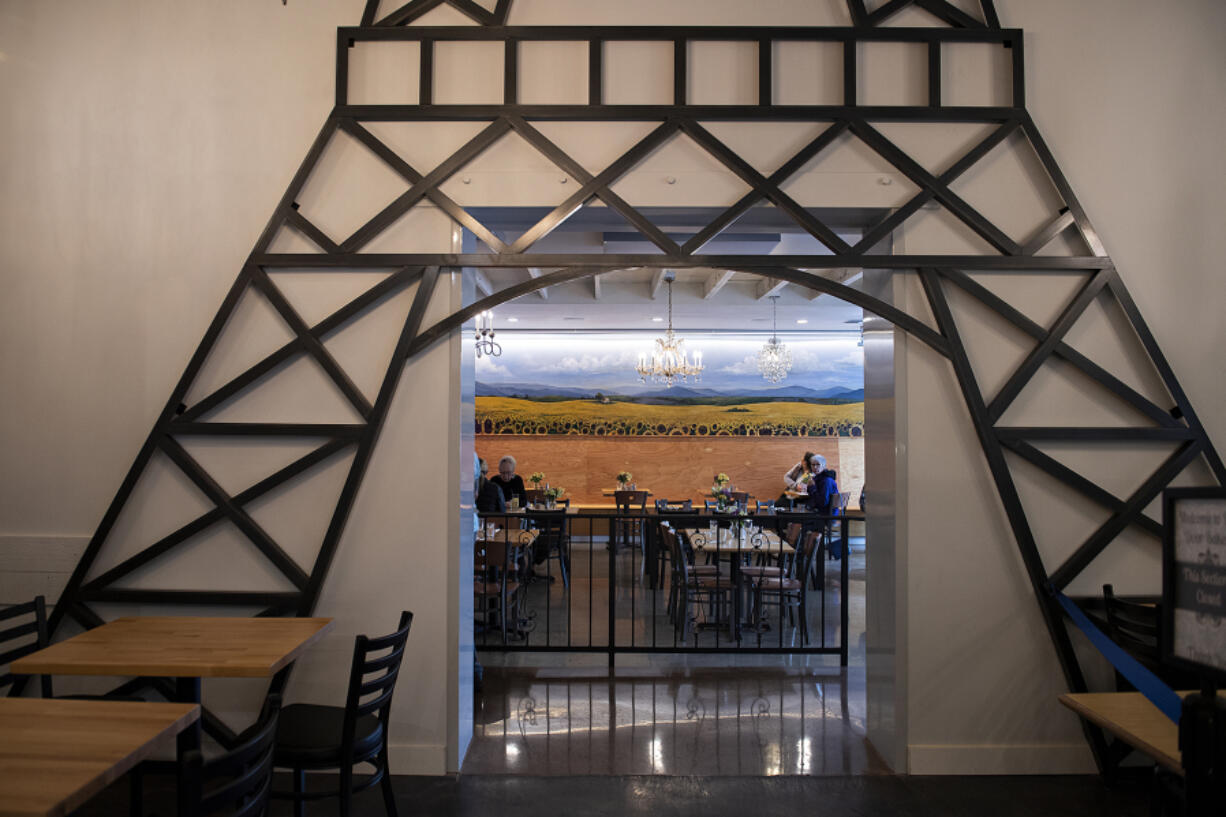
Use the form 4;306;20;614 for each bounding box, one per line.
174;677;202;755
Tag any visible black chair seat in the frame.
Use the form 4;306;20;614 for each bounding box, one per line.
274;703;384;767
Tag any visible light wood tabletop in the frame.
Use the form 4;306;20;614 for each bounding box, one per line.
0;697;199;817
12;616;333;679
1058;691;1186;774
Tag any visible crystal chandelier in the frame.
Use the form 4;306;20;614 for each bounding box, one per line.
756;296;793;383
635;273;703;387
474;310;501;358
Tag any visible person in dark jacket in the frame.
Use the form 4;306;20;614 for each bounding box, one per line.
806;454;844;559
489;455;527;507
475;458;506;513
805;454;838;514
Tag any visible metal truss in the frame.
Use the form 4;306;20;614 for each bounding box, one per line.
49;2;1222;769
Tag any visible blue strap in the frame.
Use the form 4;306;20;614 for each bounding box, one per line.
1056;591;1182;723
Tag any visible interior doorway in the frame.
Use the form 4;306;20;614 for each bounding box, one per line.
461;208;887;775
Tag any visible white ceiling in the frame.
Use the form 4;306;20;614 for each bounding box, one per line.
465;206;872;332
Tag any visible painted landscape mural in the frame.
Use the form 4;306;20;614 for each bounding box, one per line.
474;333;866;507
476;334;864;437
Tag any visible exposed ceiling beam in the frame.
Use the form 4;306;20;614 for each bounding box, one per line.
471;269;493;297
526;267;548;300
755;277;789;300
649;268;667;299
805;268;864;301
703;270;736;299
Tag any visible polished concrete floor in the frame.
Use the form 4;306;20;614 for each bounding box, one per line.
80;770;1151;816
466;666;881;776
470;538;872;776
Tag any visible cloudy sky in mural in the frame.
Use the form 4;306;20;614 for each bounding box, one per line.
476;333;863;396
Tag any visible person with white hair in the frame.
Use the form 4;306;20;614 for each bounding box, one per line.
489;454;527;507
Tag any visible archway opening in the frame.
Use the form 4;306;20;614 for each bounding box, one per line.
458;209;892;775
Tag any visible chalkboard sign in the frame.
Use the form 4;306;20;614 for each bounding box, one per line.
1163;488;1226;681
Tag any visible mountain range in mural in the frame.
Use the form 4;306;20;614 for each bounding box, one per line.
477;380;864;402
475;333;864;437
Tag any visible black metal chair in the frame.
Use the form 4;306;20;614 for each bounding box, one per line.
1101;585;1197;692
272;611;413;817
178;693;282;817
613;489;649;560
1;595;144;701
526;507;570;586
0;596;52;698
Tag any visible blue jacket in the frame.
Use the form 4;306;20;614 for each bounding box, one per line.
806;470;839;514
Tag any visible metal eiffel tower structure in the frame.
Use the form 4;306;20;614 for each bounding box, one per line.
47;0;1222;768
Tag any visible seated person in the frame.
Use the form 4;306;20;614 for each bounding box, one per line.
783;450;817;491
489;454;527;507
805;454;843;558
475;458;505;514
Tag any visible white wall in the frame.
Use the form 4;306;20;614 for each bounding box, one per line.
1;0;1223;775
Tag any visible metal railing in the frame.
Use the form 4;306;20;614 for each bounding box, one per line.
475;509;855;666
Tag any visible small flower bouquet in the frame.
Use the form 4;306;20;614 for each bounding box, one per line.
616;471;633;487
529;472;545;486
544;485;565;500
710;473;733;511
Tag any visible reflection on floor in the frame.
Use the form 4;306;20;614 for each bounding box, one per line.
472;537;871;776
465;665;885;776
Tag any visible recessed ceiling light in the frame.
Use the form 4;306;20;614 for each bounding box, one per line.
562;316;584;322
506;317;519;323
652;316;664;322
796;319;808;325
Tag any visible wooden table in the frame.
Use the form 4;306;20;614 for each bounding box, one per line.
1058;691;1185;774
0;697;199;817
13;616;332;751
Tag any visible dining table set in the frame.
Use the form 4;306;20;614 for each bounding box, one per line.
1;614;332;817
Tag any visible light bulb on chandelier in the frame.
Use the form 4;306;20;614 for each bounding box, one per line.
635;272;703;388
474;310;501;358
756;295;793;383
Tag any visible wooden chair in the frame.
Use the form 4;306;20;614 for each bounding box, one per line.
524;488;546;507
475;538;524;641
751;529;824;644
178;693;282;817
663;526;734;641
272;611;413;817
613;489;649;557
653;500;694;579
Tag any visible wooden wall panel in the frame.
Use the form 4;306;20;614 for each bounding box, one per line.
476;436;863;506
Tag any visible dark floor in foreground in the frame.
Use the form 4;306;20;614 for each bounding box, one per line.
81;771;1150;817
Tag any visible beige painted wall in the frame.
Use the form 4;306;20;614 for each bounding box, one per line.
1;0;1223;775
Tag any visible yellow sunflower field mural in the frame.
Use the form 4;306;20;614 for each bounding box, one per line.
476;333;863;438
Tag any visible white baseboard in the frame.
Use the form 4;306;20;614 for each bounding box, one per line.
908;743;1098;775
388;741;449;776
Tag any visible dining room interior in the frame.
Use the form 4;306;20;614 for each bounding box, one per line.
3;1;1226;815
463;249;875;774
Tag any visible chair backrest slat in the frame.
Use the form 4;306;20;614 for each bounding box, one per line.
340;612;413;766
181;693;281;817
0;596;51;697
0;599;40;623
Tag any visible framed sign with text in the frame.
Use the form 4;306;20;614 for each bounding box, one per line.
1163;488;1226;682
